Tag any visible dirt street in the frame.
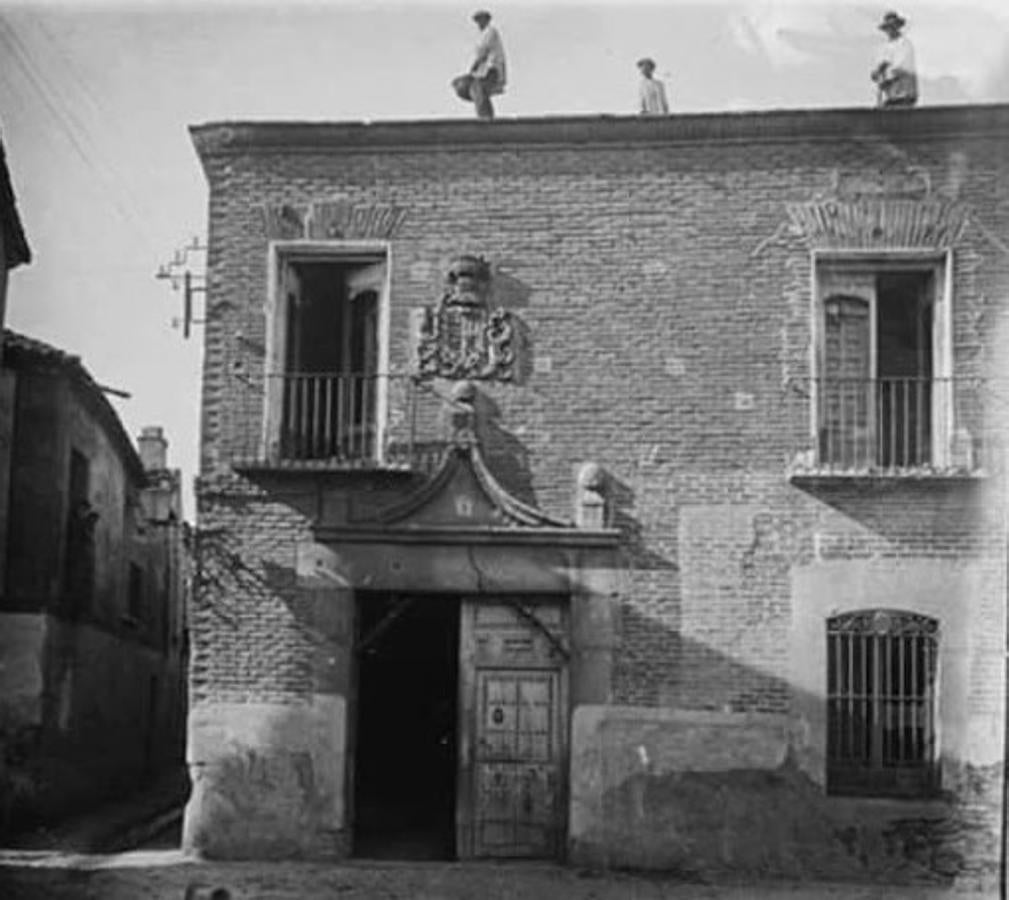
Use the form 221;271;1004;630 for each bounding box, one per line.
0;851;998;900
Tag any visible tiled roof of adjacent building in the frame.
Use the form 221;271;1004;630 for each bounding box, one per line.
1;136;31;270
2;329;144;480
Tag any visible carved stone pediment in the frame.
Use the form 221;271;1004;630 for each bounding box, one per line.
259;198;409;240
416;255;516;382
785;198;968;250
784;159;968;249
751;152;992;255
374;443;568;530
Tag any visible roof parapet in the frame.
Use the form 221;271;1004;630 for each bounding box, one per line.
190;103;1009;165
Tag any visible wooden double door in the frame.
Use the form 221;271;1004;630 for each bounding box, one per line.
456;598;568;859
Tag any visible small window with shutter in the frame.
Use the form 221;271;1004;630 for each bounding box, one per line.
264;246;389;466
813;255;953;473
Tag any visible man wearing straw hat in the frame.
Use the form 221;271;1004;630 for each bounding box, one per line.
871;10;918;108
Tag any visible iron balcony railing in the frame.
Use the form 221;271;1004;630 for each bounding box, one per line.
278;372;378;462
802;376;984;475
227;372;447;473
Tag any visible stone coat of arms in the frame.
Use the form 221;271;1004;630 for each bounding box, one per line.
417;255;515;381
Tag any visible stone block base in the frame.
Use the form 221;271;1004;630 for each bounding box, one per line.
182;696;347;860
568;705;999;889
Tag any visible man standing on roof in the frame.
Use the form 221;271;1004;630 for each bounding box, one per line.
637;58;669;116
871;10;918;108
469;10;507;120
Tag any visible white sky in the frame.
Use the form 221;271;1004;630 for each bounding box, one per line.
1;0;1007;517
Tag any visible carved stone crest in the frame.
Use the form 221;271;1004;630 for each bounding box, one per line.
417;255;515;381
782;159;967;250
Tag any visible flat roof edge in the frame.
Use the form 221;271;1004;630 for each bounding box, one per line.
190;104;1009;160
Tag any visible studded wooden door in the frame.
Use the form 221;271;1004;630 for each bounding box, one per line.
457;599;567;859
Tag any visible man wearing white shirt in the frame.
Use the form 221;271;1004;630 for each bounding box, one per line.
637;58;670;116
871;10;918;108
469;10;507;120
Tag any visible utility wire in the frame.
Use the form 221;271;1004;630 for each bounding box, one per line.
29;8;165;235
0;13;161;257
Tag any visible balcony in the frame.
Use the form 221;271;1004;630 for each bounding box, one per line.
789;377;987;481
226;373;446;474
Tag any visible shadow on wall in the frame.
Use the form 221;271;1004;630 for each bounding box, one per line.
1;614;190;837
606;473;680;571
508;315;535;387
193;530;1003;883
585;743;999;884
186;527;349;858
0;714;41;838
470;389;538;508
488;266;532;312
797;479;995;554
587;610;1001;886
615;605;790;713
187;495;1001;883
489;267;535;386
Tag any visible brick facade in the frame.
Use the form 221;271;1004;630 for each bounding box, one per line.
186;106;1009;885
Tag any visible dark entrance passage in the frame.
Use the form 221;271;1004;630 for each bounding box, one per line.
353;593;460;860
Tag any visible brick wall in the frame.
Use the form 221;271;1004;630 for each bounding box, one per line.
190;109;1009;877
195;114;1007;697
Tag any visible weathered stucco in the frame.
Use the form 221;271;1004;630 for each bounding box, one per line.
569;705;999;889
0;613;45;726
183;696;347;859
0;344;189;832
1;614;184;829
791;558;1001;782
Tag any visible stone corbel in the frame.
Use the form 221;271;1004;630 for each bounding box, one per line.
575;462;607;530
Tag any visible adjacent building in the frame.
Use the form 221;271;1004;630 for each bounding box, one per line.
0;134;31;355
184;104;1009;888
0;331;188;833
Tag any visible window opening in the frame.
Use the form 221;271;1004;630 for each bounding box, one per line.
276;255;385;463
818;264;941;470
128;561;144;622
62;449;95;615
826;610;938;797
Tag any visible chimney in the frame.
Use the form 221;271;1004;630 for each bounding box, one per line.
137;425;168;471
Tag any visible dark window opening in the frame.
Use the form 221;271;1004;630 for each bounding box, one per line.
877;271;933;467
128;562;144;622
826;609;939;798
61;448;94;616
353;593;459;860
280;257;382;462
819;268;935;469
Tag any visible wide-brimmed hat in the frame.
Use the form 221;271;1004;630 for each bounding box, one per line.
472;9;491;22
636;57;656;70
879;10;906;31
451;73;474;101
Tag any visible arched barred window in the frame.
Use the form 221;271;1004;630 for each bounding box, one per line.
826;609;938;797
